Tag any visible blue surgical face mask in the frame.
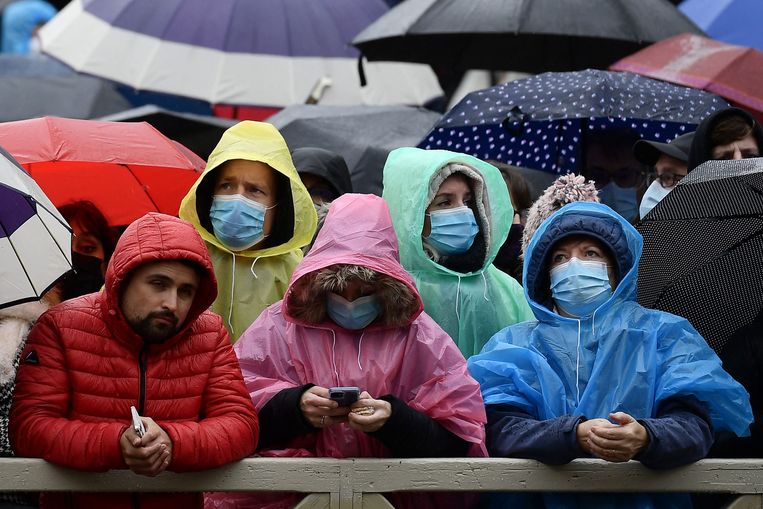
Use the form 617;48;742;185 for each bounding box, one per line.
550;257;613;317
210;194;272;251
597;182;639;222
639;180;672;219
425;206;479;255
326;292;381;330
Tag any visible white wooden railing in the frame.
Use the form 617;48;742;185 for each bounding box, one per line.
0;458;761;508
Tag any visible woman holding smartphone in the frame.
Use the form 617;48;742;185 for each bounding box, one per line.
207;194;486;509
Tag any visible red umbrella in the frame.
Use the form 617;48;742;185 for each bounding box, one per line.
610;33;763;123
0;117;205;226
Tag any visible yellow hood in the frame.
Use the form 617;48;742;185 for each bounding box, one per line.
179;121;317;258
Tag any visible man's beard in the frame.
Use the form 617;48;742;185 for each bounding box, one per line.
128;311;179;343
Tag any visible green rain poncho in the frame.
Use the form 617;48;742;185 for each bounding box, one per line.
179;121;317;342
382;148;533;357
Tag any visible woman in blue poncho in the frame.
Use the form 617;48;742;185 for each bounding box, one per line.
468;201;753;509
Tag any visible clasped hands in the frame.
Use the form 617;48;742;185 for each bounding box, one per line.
576;412;649;463
120;417;173;476
300;386;391;433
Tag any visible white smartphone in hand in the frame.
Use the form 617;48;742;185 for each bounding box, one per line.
130;406;145;437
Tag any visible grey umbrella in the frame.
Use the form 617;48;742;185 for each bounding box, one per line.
99;105;236;160
353;0;702;72
0;74;130;122
269;105;440;195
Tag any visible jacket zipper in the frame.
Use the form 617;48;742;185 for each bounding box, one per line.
134;344;149;509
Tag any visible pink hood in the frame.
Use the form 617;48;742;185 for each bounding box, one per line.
230;194;486;509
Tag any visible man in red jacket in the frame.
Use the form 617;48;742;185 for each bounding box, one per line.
10;213;259;509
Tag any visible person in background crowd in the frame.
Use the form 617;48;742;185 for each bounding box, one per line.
208;194;486;509
292;147;352;205
521;173;599;257
688;107;763;171
58;200;117;275
582;129;646;223
179;121;317;341
382;148;532;359
633;132;694;219
10;213;259;509
469;201;752;508
0;0;55;54
491;163;532;283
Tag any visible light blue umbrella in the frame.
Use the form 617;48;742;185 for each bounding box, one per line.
680;0;763;51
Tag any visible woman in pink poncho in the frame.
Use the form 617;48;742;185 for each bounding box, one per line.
210;193;486;509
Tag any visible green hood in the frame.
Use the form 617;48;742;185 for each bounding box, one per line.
179;121;317;341
382;147;533;357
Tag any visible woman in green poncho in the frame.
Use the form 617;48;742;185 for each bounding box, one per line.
382;148;533;358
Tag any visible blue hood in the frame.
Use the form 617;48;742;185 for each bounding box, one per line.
523;202;641;321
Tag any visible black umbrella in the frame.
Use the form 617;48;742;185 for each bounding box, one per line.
268;105;440;195
98;105;236;160
353;0;702;72
637;158;763;353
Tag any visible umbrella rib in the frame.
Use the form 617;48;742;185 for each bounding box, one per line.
122;164;162;213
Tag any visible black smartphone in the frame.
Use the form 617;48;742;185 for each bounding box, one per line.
328;386;360;406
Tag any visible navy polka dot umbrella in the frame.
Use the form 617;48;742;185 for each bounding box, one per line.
419;70;729;175
637;158;763;353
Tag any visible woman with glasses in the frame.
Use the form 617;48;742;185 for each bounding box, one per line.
633;132;693;219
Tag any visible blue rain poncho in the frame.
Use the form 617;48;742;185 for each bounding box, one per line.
468;202;752;508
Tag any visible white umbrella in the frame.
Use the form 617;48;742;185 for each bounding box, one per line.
40;0;443;108
0;147;71;309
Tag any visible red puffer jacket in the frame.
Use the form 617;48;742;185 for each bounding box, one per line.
10;213;259;509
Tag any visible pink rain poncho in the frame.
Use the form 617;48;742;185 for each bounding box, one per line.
215;194;486;509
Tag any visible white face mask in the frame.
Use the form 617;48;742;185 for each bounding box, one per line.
639;180;673;219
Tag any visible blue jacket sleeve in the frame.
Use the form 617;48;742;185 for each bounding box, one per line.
486;404;585;464
637;396;713;469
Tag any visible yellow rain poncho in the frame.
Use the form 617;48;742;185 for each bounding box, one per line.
179;122;317;341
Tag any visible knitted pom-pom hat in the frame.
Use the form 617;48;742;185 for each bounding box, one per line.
521;173;599;255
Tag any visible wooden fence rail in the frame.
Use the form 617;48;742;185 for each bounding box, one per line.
0;458;761;508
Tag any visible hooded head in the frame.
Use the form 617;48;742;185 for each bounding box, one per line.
103;213;218;344
688;107;763;171
283;194;423;331
523;202;642;319
292;147;353;204
179;121;317;258
382;148;512;276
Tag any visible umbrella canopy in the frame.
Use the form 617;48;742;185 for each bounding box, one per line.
353;0;702;72
419;70;728;174
610;33;763;124
680;0;763;52
0;74;131;122
0;146;71;309
0;117;205;226
98;105;236;160
269;105;440;195
637;157;763;353
40;0;442;109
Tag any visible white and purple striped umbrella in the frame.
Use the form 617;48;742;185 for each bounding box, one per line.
0;148;71;309
39;0;442;108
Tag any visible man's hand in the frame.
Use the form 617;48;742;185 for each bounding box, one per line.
587;412;650;462
347;391;392;433
300;386;350;429
575;418;614;454
120;417;173;476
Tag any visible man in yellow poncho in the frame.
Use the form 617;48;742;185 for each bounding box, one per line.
179;121;317;341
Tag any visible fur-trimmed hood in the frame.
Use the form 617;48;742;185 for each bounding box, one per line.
0;300;48;384
283;194;423;331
